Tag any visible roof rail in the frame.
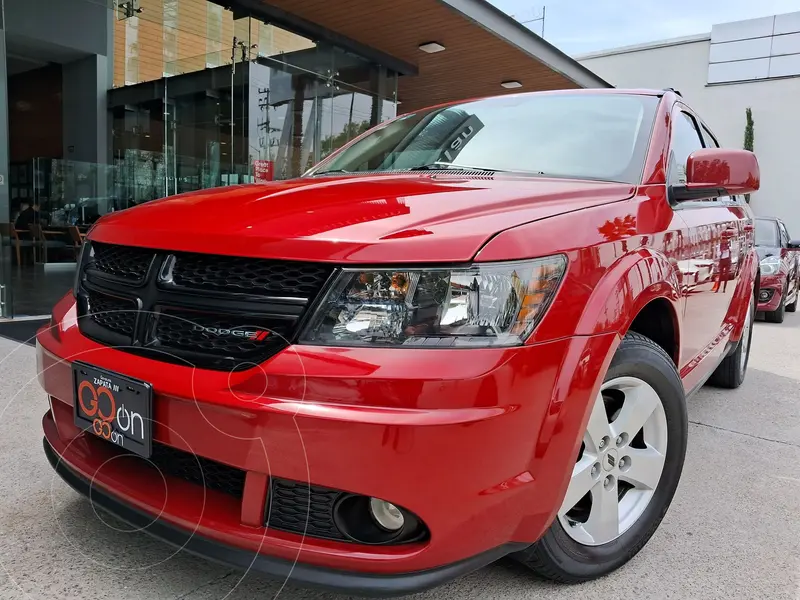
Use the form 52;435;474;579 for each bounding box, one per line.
662;87;683;97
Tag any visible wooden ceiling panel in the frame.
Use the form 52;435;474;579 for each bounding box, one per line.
260;0;579;111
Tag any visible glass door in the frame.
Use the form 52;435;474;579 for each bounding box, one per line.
0;0;10;318
164;17;252;196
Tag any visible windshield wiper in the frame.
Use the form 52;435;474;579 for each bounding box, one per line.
407;162;504;172
309;169;351;176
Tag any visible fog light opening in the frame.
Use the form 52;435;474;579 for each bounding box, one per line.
333;495;428;544
369;498;405;532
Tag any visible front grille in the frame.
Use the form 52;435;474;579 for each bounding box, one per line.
170;252;332;298
153;308;293;361
149;443;246;498
85;290;138;337
76;242;334;370
267;479;347;541
91;241;154;282
120;442;345;539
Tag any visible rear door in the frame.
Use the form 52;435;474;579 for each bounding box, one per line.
671;107;748;367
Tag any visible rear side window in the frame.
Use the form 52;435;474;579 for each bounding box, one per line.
668;112;704;185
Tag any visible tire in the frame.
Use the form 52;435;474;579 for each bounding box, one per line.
513;332;688;583
765;287;786;323
709;293;754;388
785;282;797;313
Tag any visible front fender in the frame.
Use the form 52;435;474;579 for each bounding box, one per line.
574;247;682;341
728;248;759;341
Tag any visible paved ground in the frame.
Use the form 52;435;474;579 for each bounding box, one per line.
0;314;798;600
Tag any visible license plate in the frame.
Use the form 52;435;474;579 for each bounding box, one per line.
73;362;153;458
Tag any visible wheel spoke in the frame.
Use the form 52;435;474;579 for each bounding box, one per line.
610;382;659;440
585;391;612;452
583;478;620;544
620;446;666;490
559;455;597;515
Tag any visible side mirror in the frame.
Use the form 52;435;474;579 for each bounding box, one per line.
671;148;760;202
787;240;800;250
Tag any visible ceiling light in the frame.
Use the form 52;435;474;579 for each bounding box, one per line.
501;80;522;89
419;42;445;54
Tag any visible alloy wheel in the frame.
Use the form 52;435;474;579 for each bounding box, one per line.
558;376;668;546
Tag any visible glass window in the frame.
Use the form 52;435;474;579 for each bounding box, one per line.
162;0;179;76
755;220;779;247
124;16;139;86
701;125;719;148
309;93;658;184
668;111;704;186
778;221;790;246
205;3;224;68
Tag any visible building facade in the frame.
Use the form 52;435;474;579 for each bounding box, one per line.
0;0;608;319
579;11;800;236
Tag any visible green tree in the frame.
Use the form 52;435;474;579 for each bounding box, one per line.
320;120;372;159
743;107;754;202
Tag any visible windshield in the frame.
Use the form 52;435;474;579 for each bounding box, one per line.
755;220;779;247
308;93;658;184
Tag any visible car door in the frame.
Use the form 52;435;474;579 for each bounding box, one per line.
670;107;747;367
777;220;798;297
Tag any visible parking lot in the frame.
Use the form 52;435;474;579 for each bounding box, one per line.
1;315;798;600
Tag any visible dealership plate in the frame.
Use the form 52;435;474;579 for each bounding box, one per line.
73;362;152;458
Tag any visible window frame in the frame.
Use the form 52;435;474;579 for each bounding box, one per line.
778;221;790;247
669;104;742;207
755;219;780;247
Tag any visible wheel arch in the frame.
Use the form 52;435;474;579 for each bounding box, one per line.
728;248;760;341
574;248;682;365
624;298;680;366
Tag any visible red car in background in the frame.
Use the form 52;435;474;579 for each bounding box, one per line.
755;217;800;322
39;90;764;596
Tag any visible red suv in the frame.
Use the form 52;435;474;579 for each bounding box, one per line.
39;90;762;596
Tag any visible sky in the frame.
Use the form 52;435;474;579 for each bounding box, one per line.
488;0;800;55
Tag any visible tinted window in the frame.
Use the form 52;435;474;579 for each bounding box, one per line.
668;112;704;186
310;93;659;184
755;220;779;247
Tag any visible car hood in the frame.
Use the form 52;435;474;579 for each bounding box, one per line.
90;174;635;263
756;246;780;260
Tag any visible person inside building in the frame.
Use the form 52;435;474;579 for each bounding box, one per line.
14;202;38;231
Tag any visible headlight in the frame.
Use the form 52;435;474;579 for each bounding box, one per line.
299;256;567;347
760;255;781;276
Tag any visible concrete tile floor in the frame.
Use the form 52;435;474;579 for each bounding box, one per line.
0;315;798;600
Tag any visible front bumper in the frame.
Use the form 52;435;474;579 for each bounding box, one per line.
38;294;617;594
43;435;522;597
757;274;784;312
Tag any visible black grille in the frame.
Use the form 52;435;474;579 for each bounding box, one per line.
148;443;246;498
77;242;334;370
85;290;138;337
153;309;293;358
91;241;154;282
268;479;347;541
170;253;332;298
